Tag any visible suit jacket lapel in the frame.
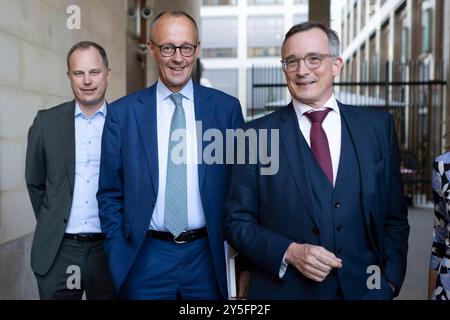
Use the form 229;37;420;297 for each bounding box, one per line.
58;101;76;193
279;104;319;227
193;83;215;191
338;102;376;239
134;85;159;197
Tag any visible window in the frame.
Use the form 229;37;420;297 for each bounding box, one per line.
394;4;408;64
380;20;390;81
201;17;238;58
246;67;286;116
202;69;239;97
369;0;377;16
293;0;308;3
346;60;351;82
353;3;357;39
247;16;283;57
360;45;367;82
421;8;432;53
351;53;357;93
401;27;408;63
202;0;236;5
369;34;377;96
346;13;351;49
361;0;366;30
293;14;308;25
248;0;283;5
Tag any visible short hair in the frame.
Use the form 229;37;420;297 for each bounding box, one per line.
149;11;198;40
67;41;109;70
283;21;341;57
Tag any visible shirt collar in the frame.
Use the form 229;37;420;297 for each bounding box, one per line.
292;94;340;116
74;101;107;118
156;79;194;102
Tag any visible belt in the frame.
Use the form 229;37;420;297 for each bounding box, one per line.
64;233;105;241
149;227;207;244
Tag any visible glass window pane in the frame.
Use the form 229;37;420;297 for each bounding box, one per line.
401;27;408;63
248;0;283;5
369;0;376;16
201;69;239;97
202;0;236;6
247;67;287;117
201;17;238;58
421;9;432;53
247;15;283;57
361;0;366;29
353;3;357;39
293;14;308;25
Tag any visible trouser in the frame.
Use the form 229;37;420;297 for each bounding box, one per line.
35;237;116;300
121;236;222;300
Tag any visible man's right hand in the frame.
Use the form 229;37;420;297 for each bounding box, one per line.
285;242;342;282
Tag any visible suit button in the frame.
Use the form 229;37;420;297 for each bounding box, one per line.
312;227;320;235
151;201;156;207
63;218;68;224
337;248;342;254
336;224;342;232
334;201;340;208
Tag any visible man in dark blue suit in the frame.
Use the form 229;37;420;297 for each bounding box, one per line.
97;11;244;299
225;22;409;299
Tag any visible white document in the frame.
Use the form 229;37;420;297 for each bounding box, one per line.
224;241;238;299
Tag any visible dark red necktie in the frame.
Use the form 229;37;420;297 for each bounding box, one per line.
305;109;333;184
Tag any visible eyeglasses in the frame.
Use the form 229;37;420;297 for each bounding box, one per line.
281;54;335;72
150;40;198;57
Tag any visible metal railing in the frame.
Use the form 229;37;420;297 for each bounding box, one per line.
248;61;448;206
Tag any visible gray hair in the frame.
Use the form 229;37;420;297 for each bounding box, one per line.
283;21;340;56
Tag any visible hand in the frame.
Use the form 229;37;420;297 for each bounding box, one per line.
237;270;251;299
285;243;342;282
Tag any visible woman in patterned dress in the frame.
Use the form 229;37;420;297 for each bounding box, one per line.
428;152;450;300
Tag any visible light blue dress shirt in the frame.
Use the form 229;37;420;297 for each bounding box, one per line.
65;102;106;234
149;79;206;231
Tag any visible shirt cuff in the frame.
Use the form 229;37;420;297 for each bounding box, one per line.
279;252;288;278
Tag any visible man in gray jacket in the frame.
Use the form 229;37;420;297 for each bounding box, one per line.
25;41;115;299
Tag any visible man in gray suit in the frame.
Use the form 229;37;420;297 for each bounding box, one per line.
25;41;115;299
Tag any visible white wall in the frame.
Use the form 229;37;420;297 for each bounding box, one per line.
0;0;127;245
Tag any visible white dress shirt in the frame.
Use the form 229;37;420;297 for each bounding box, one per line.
149;79;206;231
66;102;106;234
292;94;341;186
